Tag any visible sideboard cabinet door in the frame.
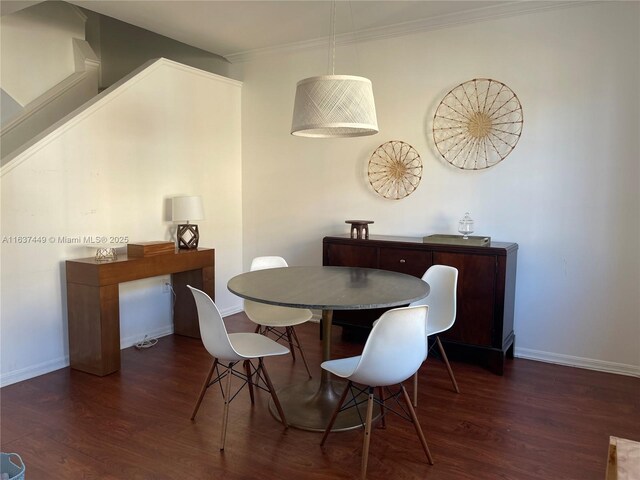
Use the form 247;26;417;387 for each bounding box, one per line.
432;252;496;347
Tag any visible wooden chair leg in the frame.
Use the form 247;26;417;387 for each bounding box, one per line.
244;360;255;404
400;385;433;465
436;336;460;393
320;381;351;446
413;371;419;407
254;324;261;334
285;327;297;361
259;358;288;428
191;358;218;420
290;326;312;378
220;363;234;451
361;388;375;479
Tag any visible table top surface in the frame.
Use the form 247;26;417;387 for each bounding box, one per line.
227;266;429;310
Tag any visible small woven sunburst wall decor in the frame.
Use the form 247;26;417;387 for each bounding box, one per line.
367;140;423;200
433;78;523;170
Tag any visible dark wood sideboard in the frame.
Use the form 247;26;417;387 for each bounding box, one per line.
323;235;518;374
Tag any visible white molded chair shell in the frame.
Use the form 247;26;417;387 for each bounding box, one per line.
250;256;288;271
322;305;428;387
188;286;289;363
410;265;458;337
244;256;313;378
245;255;313;327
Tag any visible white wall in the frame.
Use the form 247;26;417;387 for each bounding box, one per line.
0;1;86;105
233;2;640;374
0;59;243;386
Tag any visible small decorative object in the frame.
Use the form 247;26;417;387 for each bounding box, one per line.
127;241;175;257
290;1;378;138
346;220;374;239
458;212;474;239
433;78;523;170
172;195;204;249
95;247;117;262
368;140;422;200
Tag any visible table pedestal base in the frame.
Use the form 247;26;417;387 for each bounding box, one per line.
269;378;380;432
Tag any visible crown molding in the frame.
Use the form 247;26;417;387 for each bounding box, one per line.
226;1;595;64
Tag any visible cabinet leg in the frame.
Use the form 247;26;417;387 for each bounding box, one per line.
506;336;516;359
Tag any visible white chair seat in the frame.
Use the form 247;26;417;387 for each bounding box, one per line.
229;332;290;359
245;301;312;328
321;356;361;378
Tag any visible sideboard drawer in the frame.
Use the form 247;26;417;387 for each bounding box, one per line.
324;242;377;268
378;247;432;277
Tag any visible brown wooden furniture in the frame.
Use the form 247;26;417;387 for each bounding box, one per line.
66;248;214;376
323;235;518;374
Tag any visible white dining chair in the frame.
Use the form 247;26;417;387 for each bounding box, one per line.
320;305;433;479
410;265;460;404
187;286;289;451
244;256;313;378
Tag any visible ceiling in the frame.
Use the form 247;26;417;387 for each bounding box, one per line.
63;0;558;60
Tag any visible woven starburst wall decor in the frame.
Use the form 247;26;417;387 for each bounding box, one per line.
368;140;422;200
433;78;523;170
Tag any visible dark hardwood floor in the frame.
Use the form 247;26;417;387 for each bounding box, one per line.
2;313;639;479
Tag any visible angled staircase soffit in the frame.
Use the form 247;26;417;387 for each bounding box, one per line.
0;58;242;176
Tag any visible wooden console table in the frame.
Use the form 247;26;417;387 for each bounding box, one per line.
66;248;214;376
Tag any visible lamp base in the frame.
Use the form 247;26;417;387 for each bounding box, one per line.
177;224;199;249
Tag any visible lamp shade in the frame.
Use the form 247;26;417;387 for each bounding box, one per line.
171;195;204;222
291;75;378;138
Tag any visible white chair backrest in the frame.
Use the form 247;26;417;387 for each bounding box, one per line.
348;305;428;387
411;265;458;333
188;286;239;362
250;256;288;271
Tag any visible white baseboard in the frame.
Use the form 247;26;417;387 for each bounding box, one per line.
515;347;640;377
0;356;69;388
1;309;243;388
120;325;174;349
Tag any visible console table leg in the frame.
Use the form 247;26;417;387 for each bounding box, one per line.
67;283;120;376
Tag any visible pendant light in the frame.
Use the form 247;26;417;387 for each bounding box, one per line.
291;1;378;138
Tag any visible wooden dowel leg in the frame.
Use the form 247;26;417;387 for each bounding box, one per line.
400;384;433;465
244;360;255;404
191;358;217;420
413;371;419;407
259;358;288;428
220;364;233;451
291;326;312;378
285;327;296;361
320;382;351;446
436;337;460;393
361;388;375;479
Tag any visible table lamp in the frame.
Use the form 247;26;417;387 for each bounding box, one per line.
172;195;204;249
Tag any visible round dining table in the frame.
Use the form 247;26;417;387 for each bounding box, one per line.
227;265;429;431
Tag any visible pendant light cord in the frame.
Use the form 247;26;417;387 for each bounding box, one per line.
330;0;336;75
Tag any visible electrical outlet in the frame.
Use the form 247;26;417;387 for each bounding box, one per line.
163;281;171;293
